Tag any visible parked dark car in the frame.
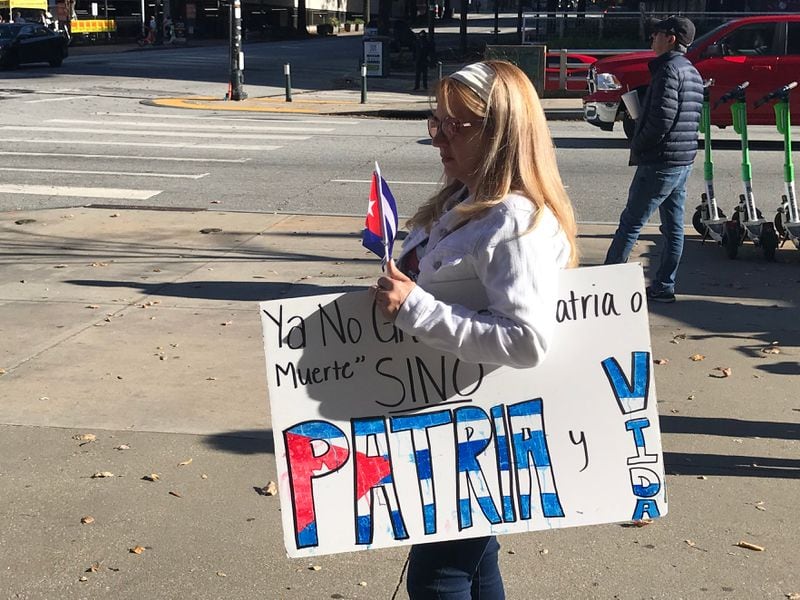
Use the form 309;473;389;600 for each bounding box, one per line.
0;23;68;69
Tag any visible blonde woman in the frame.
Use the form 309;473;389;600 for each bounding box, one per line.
370;60;577;599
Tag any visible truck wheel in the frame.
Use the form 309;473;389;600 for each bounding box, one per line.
622;113;636;140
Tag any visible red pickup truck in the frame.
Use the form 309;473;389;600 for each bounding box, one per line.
583;15;800;138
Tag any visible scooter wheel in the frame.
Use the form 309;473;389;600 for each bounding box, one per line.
692;209;707;236
760;222;779;262
723;221;740;259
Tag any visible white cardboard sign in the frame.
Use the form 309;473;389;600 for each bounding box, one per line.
260;263;667;557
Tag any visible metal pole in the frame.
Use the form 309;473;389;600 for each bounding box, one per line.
360;62;367;104
284;63;292;102
437;60;442;84
229;0;247;101
140;0;145;32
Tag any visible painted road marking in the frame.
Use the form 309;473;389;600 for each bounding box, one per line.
0;139;282;151
332;179;438;185
47;119;334;133
0;167;208;179
0;184;160;200
25;96;95;104
2;126;309;141
0;151;249;163
102;112;356;125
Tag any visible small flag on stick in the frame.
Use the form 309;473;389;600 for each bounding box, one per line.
362;162;399;269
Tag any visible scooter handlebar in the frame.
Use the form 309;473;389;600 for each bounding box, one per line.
713;81;749;109
754;81;798;108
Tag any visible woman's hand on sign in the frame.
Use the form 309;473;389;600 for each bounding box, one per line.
370;259;416;321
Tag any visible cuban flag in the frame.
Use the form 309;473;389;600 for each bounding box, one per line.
362;162;399;268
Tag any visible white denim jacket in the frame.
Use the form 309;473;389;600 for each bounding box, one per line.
395;192;570;369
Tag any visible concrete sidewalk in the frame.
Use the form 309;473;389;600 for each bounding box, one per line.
1;206;798;599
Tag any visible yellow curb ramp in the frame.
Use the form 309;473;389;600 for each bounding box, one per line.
145;96;325;113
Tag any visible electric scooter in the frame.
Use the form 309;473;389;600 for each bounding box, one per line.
754;81;800;250
715;81;780;261
692;79;727;243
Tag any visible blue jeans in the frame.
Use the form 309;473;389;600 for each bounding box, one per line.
407;536;504;600
605;164;692;294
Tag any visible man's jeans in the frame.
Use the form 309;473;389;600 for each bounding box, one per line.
605;164;693;294
407;536;504;600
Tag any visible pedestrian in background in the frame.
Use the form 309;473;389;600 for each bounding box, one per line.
370;60;578;599
604;15;703;303
12;11;25;23
413;31;433;91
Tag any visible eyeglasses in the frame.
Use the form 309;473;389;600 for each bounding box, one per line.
427;115;483;139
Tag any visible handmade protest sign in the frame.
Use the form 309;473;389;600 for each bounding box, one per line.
260;263;666;558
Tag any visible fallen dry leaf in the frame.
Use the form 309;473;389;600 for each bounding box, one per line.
142;474;160;482
86;562;101;573
0;368;6;376
81;516;95;525
631;518;653;527
736;540;765;551
653;358;669;365
78;576;88;582
201;474;208;479
684;539;696;548
690;354;706;361
671;334;687;344
91;471;114;479
85;304;100;309
178;459;192;467
114;444;131;451
53;264;68;269
259;481;278;496
169;491;182;498
73;433;97;443
129;545;146;555
309;565;321;571
714;367;733;377
786;593;800;600
761;346;781;355
358;581;367;587
216;571;227;577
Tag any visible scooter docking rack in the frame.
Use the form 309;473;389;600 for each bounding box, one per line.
755;81;800;249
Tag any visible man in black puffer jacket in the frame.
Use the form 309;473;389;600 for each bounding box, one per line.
605;15;703;303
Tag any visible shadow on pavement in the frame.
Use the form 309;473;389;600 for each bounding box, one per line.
203;429;275;454
65;279;364;301
664;451;800;479
661;415;800;440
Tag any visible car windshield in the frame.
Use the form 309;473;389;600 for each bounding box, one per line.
688;22;731;52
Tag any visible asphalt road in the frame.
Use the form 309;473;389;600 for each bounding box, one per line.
0;35;794;225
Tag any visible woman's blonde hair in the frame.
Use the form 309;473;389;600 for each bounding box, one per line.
407;60;578;266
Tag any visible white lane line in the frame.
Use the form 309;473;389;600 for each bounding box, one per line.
0;184;160;200
0;151;249;163
102;112;355;125
0;138;282;151
2;126;309;141
25;95;95;104
0;167;208;179
332;179;439;186
47;118;334;133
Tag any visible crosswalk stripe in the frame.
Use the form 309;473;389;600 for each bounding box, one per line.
102;112;356;125
47;119;334;133
0;184;160;200
0;138;282;151
0;167;208;179
2;126;309;141
0;151;249;163
26;96;95;104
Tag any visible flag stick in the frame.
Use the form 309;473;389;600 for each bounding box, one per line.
375;161;389;271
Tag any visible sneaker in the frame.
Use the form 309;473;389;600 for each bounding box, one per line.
646;286;676;304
